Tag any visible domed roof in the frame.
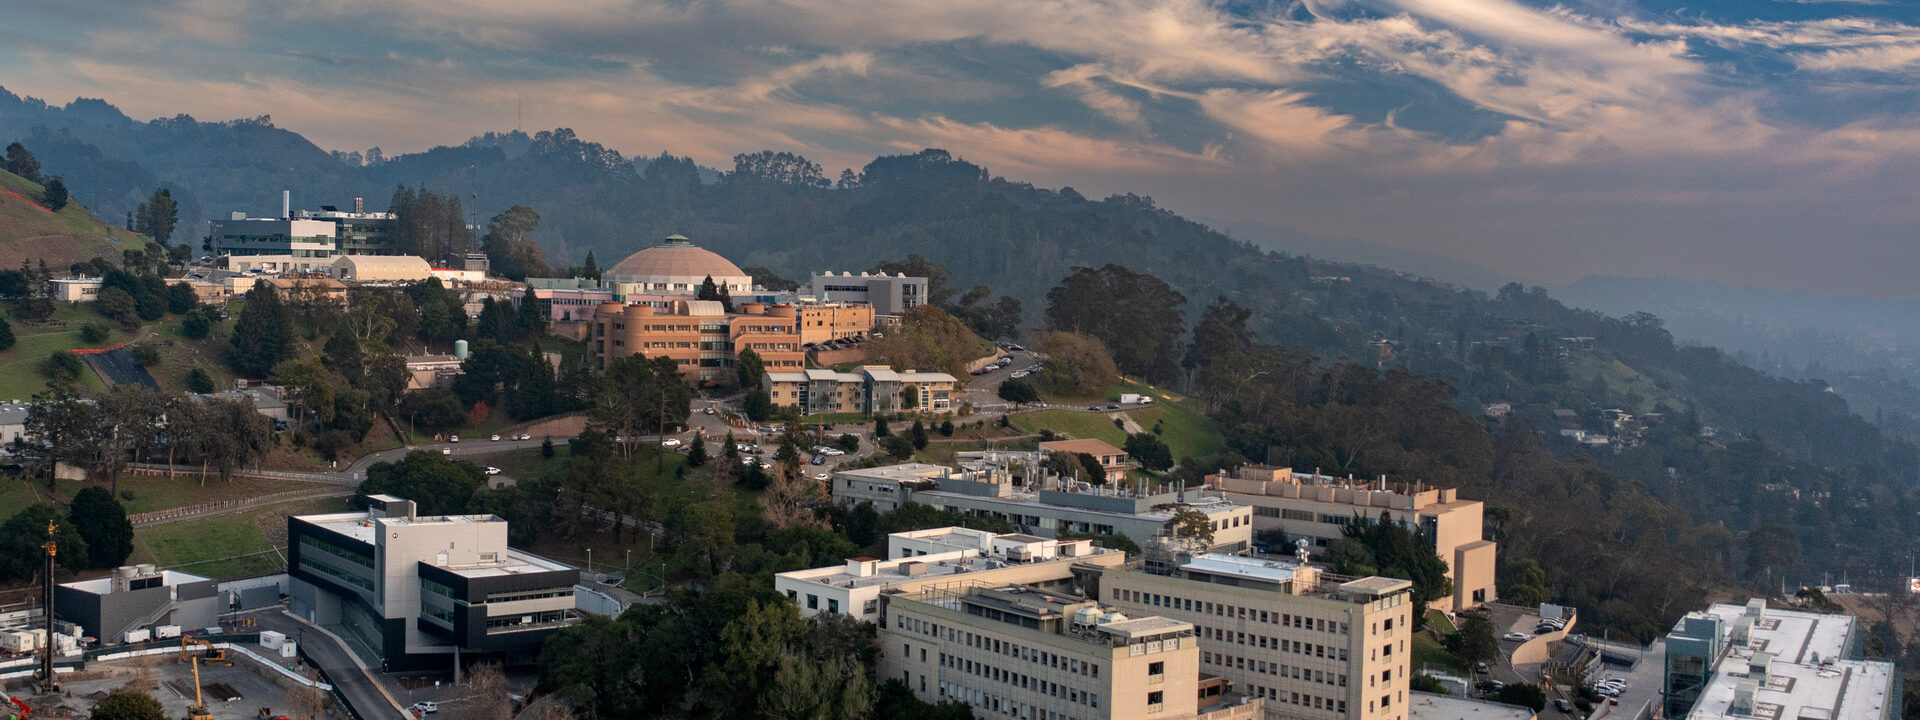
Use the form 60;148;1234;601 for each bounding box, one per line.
605;235;747;281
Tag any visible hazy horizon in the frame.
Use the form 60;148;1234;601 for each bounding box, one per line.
7;0;1919;298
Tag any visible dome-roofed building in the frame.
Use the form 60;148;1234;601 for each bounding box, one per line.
603;235;752;296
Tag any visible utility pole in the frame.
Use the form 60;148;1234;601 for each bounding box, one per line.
40;519;58;690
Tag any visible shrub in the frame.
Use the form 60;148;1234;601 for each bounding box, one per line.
80;322;111;344
130;344;161;366
42;350;84;383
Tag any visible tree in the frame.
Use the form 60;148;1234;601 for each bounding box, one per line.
228;283;294;377
165;281;197;314
0;504;89;581
89;688;167;720
42;176;69;211
1076;452;1107;484
94;287;136;325
881;435;916;460
480;205;550;281
874;416;890;437
581;250;600;280
4;142;41;183
69;487;134;568
1124;432;1174;471
358;451;485;515
322;320;364;376
181;309;211;339
517;292;547;338
135;188;178;244
0;315;13;352
1045;265;1187;383
736;347;766;390
1490;683;1547;711
687;433;708;467
909;419;929;450
997;378;1039;404
1163;507;1215;546
1447;614;1501;672
1033;330;1119;397
43;350;85;384
837;433;860;453
185;367;215;393
196;398;273;484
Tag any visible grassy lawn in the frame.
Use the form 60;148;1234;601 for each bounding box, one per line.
130;496;353;580
1009;409;1130;446
1427;610;1458;634
1125;403;1225;461
1566;351;1677;415
0;303;139;399
1412;632;1462;674
2;472;334;519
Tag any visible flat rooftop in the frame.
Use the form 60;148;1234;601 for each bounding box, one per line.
434;548;573;578
1680;602;1896;720
1182;554;1308;584
836;463;959;481
300;510;506;545
62;569;212;594
1408;692;1535;720
784;546;1112;590
916;488;1245;522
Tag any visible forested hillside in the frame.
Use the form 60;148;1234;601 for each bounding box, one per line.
6;88;1919;637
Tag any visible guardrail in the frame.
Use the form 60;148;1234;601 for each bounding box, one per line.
128;487;352;526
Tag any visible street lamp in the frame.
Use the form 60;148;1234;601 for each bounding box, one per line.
585;548;592;575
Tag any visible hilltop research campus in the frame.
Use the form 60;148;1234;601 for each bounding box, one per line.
0;194;1901;720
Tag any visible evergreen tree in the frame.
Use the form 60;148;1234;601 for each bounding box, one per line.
42;176;69;211
0;315;13;352
736;347;765;390
910;419;928;450
135;188;179;244
581;250;600;279
185;368;215;393
517;292;546;338
874;416;890;437
227;283;294;377
686;433;708;467
165;281;197;314
68;487;134;568
322;319;364;376
476;297;517;343
3;142;40;183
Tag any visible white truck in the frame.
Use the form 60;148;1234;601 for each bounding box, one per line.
155;624;182;640
123;628;151;644
1119;393;1145;405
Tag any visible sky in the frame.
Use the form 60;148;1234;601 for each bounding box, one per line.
4;0;1919;297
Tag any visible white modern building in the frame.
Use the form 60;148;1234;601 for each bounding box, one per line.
774;527;1127;622
287;495;580;669
830;463;1256;552
1662;598;1899;720
809;271;928;315
210;215;337;260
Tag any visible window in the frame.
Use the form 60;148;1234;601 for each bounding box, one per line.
1148;661;1164;676
1147;691;1163;705
807;594;818;610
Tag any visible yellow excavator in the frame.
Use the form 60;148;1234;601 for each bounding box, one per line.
184;654;214;720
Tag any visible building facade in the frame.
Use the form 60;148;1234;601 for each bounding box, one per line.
879;584;1262;720
775;527;1126;623
603;235;752;296
211;216;338;259
1207;467;1496;613
515;278;614;322
798;302;876;345
765;366;958;414
55;565;219;645
1042;439;1138;476
1092;553;1417;720
286;495;580;670
810;271;928;315
592;299;807;383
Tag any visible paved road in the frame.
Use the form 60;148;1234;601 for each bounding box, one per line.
253;610;409;720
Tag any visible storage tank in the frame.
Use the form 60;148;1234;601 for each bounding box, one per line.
454;339;469;360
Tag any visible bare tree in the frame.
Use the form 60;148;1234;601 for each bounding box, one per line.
466;661;511;720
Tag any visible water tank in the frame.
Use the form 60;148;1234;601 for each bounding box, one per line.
1100;611;1129;624
454;339;469;359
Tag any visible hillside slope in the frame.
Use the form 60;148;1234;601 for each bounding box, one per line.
0;167;151;270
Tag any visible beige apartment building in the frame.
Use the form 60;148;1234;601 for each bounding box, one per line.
765;366;958;414
1091;553;1416;720
880;585;1263;720
1207;466;1496;613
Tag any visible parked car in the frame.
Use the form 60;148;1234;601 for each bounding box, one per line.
484;466;501;476
1503;632;1531;642
449;435;460;443
661;439;683;448
1554;699;1573;713
1105;404;1120;410
1476;680;1504;692
517;433;531;440
823;448;845;456
811;455;826;465
411;701;438;714
814;473;830;481
440;448;451;455
490;434;501;441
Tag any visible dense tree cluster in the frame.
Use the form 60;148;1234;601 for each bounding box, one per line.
865;305;993;384
1045;265;1188;384
388;185;473;261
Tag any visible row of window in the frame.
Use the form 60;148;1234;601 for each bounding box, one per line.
485;610;568;630
485;587;573;604
300;536;374;569
1112;588;1351;636
421;602;455;624
300;555;375;593
1202;650;1347;687
897;614;1102;678
1245;685;1347;714
1195;624;1350;661
938;680;1091;720
937;652;1101;708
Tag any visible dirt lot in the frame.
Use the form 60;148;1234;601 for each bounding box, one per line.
5;652;338;719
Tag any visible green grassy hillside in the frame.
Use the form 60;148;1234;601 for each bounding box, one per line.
0;167;152;271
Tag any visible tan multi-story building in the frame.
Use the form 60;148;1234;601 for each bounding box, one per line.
1091;553;1416;720
797;301;875;345
880;584;1263;720
592;299;806;384
766;366;958;414
1206;467;1496;613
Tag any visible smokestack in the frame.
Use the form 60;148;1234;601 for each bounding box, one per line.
282;190;291;219
353;197;364;214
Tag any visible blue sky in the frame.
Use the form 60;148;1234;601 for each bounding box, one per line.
4;0;1919;297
